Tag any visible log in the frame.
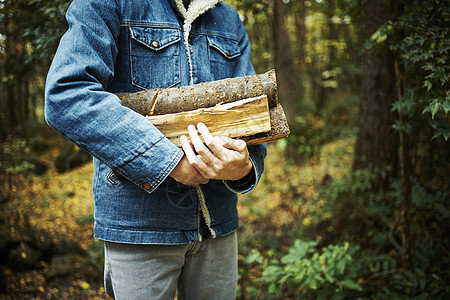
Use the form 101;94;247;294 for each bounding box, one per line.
118;70;278;116
118;69;290;145
146;95;271;147
245;104;290;145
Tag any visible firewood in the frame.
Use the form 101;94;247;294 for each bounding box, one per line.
146;95;271;147
245;104;290;145
118;70;278;116
118;70;290;145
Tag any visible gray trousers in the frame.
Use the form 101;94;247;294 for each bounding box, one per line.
103;231;238;300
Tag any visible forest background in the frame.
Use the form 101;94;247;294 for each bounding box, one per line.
0;0;448;299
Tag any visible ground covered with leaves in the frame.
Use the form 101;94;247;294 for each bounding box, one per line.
1;133;108;299
1;129;353;299
4;126;446;299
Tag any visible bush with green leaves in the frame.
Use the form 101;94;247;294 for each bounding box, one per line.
310;167;449;299
249;240;361;299
0;137;35;176
390;0;449;141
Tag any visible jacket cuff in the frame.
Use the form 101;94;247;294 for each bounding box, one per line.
223;155;261;194
115;137;184;193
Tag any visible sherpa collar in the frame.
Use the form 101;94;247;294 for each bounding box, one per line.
172;0;222;84
173;0;221;21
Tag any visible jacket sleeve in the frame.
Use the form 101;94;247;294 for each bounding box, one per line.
44;0;183;193
223;10;267;194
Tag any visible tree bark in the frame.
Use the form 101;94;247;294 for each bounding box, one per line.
317;0;338;111
118;71;290;146
271;0;301;128
118;70;278;116
295;0;306;74
394;58;412;268
352;0;398;193
244;104;290;145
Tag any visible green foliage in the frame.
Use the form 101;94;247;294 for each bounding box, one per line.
286;93;358;160
363;20;393;50
390;0;449;140
0;0;70;65
354;250;447;299
0;0;71;138
246;240;362;299
317;168;395;247
86;239;104;274
309;168;450;299
0;137;35;176
0;136;48;177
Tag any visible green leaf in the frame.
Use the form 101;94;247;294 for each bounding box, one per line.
263;265;282;278
336;259;347;275
294;269;307;282
340;279;362;291
325;272;335;283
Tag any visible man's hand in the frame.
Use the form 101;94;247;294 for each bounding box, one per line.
169;155;209;186
180;122;253;181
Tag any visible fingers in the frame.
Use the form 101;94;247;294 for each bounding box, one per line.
196;122;248;161
187;124;217;163
187;124;230;171
196;122;214;144
180;134;204;167
180;123;252;181
180;134;216;178
220;136;248;153
196;123;228;161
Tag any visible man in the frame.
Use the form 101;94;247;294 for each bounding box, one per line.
45;0;266;299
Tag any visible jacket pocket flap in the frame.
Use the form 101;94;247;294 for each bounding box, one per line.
208;35;241;59
130;27;180;51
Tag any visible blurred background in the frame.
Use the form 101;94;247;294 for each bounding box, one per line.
0;0;448;299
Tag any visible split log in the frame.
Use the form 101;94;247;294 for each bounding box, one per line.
245;104;290;145
118;69;289;145
145;95;271;147
118;69;278;116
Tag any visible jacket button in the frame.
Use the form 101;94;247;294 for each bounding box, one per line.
142;182;151;190
188;38;193;45
151;41;159;48
225;50;231;56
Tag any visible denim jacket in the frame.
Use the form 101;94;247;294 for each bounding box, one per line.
45;0;266;244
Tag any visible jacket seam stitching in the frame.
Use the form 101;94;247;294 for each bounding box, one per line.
120;22;180;29
116;136;164;169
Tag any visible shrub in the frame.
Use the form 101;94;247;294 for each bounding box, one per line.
256;240;362;299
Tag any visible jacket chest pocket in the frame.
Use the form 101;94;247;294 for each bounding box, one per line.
207;35;241;80
129;26;181;89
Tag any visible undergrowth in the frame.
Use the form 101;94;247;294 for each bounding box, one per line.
1;122;448;299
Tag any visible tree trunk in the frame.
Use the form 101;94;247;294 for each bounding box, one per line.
271;0;301;128
394;58;412;268
316;0;338;111
352;0;398;192
341;22;360;94
295;0;306;74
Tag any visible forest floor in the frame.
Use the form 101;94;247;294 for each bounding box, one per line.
1;129;354;299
